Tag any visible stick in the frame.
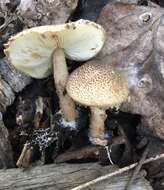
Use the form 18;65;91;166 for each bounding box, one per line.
71;152;164;190
16;143;33;168
125;145;149;190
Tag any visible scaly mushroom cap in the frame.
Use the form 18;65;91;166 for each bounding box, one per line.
4;20;105;79
66;61;128;108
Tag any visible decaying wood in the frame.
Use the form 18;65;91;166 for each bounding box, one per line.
17;0;78;27
71;153;164;190
0;77;15;112
55;136;127;163
0;58;31;112
0;162;153;190
0;0;78;30
55;145;100;163
0;58;31;93
97;2;164;139
0;112;14;168
16;143;33;168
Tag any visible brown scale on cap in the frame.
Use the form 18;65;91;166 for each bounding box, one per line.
66;61;128;146
66;61;128;109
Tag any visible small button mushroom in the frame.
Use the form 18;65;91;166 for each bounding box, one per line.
4;19;105;122
66;61;129;146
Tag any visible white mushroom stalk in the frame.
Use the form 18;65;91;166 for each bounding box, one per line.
53;48;76;121
4;20;105;122
66;61;129;145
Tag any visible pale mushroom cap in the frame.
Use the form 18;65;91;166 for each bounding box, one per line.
66;61;129;108
4;19;105;79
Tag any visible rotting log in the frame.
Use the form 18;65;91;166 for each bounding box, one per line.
0;58;31;112
0;112;14;168
0;163;152;190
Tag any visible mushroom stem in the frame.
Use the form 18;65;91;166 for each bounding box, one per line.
53;48;76;121
90;107;107;145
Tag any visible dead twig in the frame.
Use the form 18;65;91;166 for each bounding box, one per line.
125;144;150;190
55;136;126;163
70;152;164;190
16;143;33;168
55;145;100;163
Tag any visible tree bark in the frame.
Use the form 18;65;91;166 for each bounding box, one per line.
0;163;152;190
0;58;31;112
17;0;78;27
0;112;14;168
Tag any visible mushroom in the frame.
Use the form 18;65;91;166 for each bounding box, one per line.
66;61;129;145
4;19;105;122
